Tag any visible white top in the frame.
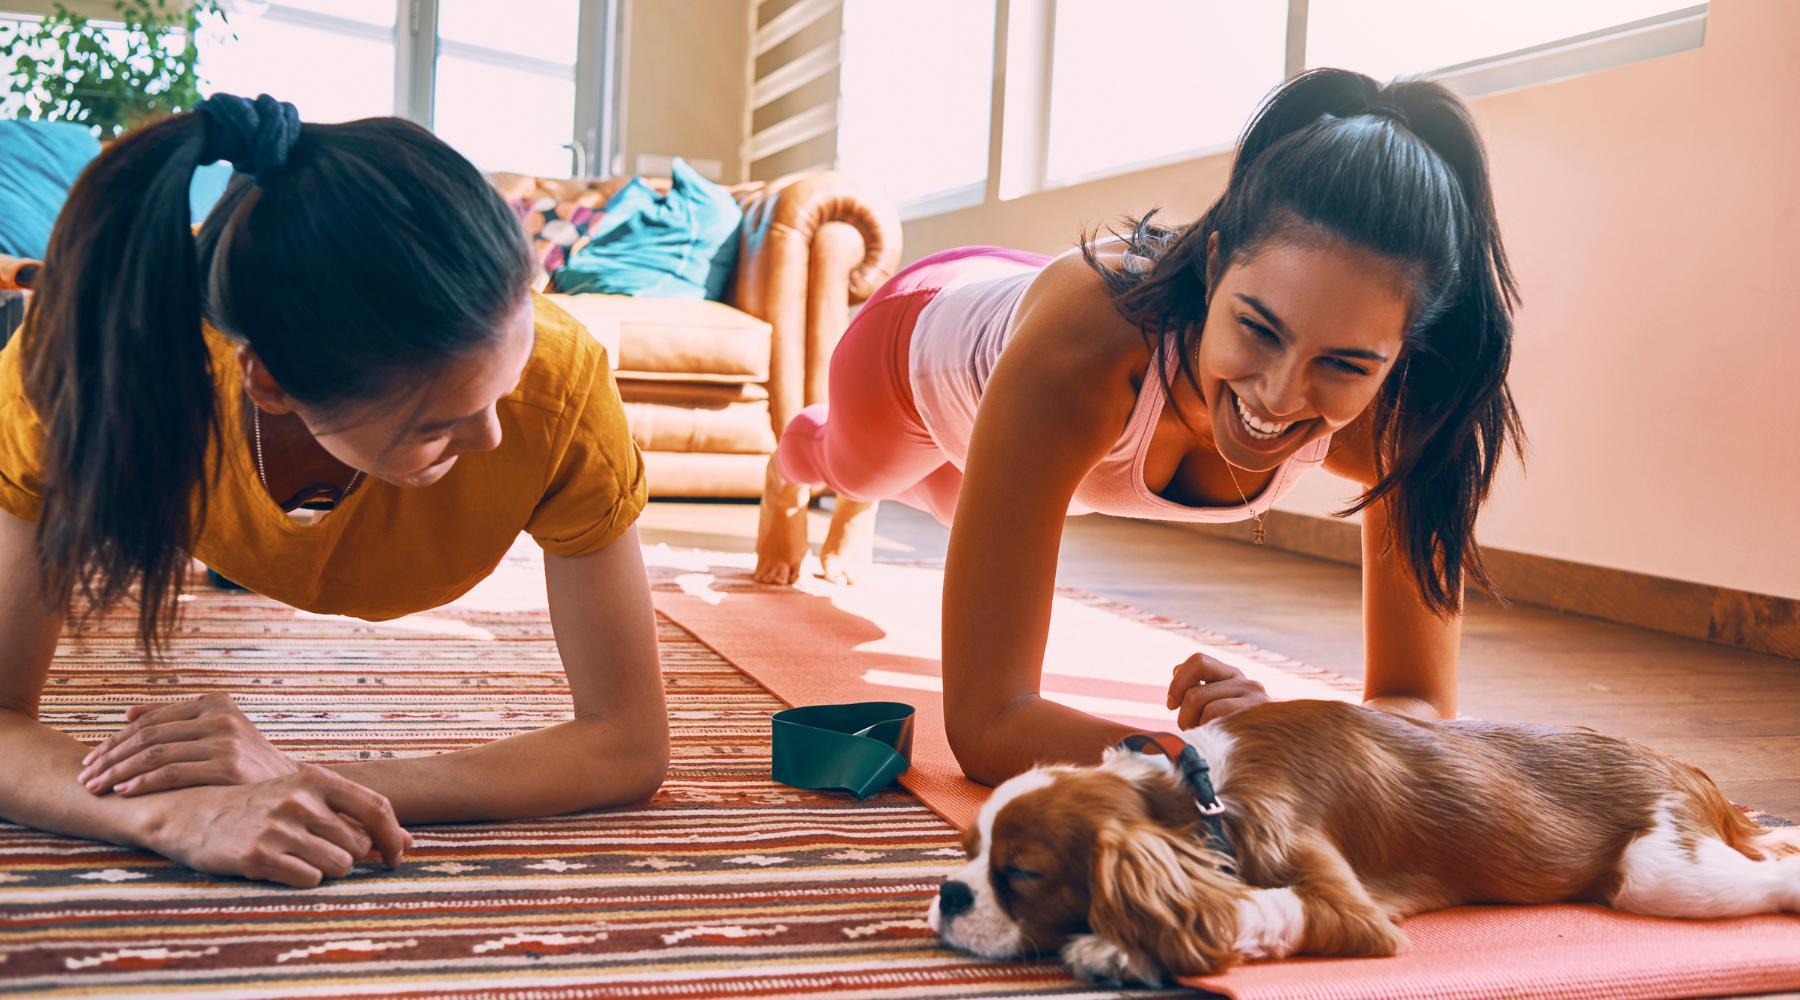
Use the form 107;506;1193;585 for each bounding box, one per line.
906;253;1330;521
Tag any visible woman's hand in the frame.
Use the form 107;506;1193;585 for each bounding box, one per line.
147;766;412;888
1166;652;1271;729
77;692;298;796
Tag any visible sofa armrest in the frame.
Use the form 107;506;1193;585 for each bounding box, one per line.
730;172;901;438
1;256;40;349
1;255;43;291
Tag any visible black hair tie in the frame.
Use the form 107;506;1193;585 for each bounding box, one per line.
196;93;301;184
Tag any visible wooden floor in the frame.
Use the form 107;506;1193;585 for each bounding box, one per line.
640;500;1800;820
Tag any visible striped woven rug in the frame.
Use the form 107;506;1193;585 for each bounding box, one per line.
0;569;1171;998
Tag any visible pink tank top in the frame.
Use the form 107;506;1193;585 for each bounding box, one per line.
907;256;1331;522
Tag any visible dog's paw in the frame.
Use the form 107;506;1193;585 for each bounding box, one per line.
1062;935;1165;986
1358;915;1408;957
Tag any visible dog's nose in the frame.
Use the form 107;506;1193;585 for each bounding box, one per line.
937;880;974;919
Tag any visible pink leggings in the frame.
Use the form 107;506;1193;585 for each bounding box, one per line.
775;246;1051;526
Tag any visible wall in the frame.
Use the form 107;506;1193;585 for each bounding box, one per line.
902;0;1800;600
618;0;751;181
746;0;842;181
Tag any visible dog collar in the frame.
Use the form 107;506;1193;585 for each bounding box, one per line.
1116;732;1236;869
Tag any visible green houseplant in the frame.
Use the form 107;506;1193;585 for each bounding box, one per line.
0;0;229;138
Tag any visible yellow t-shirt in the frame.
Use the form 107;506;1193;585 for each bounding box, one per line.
0;293;646;620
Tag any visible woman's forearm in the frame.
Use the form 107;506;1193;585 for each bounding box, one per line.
948;694;1139;787
0;517;183;843
1363;694;1447;720
0;708;181;847
1361;498;1461;718
326;716;667;823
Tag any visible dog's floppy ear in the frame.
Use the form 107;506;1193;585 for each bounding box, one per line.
1087;818;1248;979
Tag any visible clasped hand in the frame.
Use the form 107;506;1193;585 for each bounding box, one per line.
78;692;410;887
79;691;300;795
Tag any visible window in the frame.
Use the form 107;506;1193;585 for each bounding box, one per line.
432;0;582;176
1;8;194;122
196;2;397;123
2;0;618;176
1045;0;1286;186
1306;0;1700;81
827;0;1707;218
0;12;44;119
836;0;996;217
191;0;614;177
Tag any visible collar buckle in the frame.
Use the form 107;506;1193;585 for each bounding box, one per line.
1116;731;1236;871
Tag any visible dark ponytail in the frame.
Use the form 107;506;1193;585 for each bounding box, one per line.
25;115;216;653
23;97;533;651
1085;68;1524;616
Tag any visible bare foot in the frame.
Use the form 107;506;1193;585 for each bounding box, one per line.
753;456;811;585
818;497;877;585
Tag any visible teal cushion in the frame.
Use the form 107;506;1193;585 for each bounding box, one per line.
189;162;235;223
553;157;742;301
0;119;100;258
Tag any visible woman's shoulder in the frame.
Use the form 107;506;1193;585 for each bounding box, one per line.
1011;241;1156;380
1320;407;1381;487
505;291;612;418
0;328;30;411
0;333;45;519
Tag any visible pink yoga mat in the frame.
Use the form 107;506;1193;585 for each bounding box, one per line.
1184;905;1800;1000
646;552;1800;1000
648;552;1362;829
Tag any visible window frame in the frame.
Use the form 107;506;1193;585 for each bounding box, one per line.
355;0;624;177
1;0;626;177
899;0;1709;220
823;0;1000;222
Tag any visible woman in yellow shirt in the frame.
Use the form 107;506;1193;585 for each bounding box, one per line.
0;94;666;888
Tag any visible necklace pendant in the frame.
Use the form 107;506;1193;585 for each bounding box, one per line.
1251;521;1267;545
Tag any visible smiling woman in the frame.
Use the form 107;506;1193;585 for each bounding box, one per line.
755;67;1522;786
0;93;668;889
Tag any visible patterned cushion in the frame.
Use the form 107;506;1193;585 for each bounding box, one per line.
508;192;606;289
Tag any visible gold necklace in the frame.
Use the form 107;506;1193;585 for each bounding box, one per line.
252;404;363;511
1193;337;1267;545
1222;461;1267;545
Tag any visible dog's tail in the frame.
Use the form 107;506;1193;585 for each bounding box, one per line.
1752;824;1800;859
1669;763;1794;860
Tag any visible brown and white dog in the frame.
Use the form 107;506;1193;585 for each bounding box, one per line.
930;699;1800;986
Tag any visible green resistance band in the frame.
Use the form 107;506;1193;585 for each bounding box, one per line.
771;702;915;800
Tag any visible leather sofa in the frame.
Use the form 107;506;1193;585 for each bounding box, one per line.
486;171;902;498
0;254;38;349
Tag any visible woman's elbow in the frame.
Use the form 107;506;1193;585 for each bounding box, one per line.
617;744;670;805
614;759;667;806
575;739;668;808
945;703;1015;788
